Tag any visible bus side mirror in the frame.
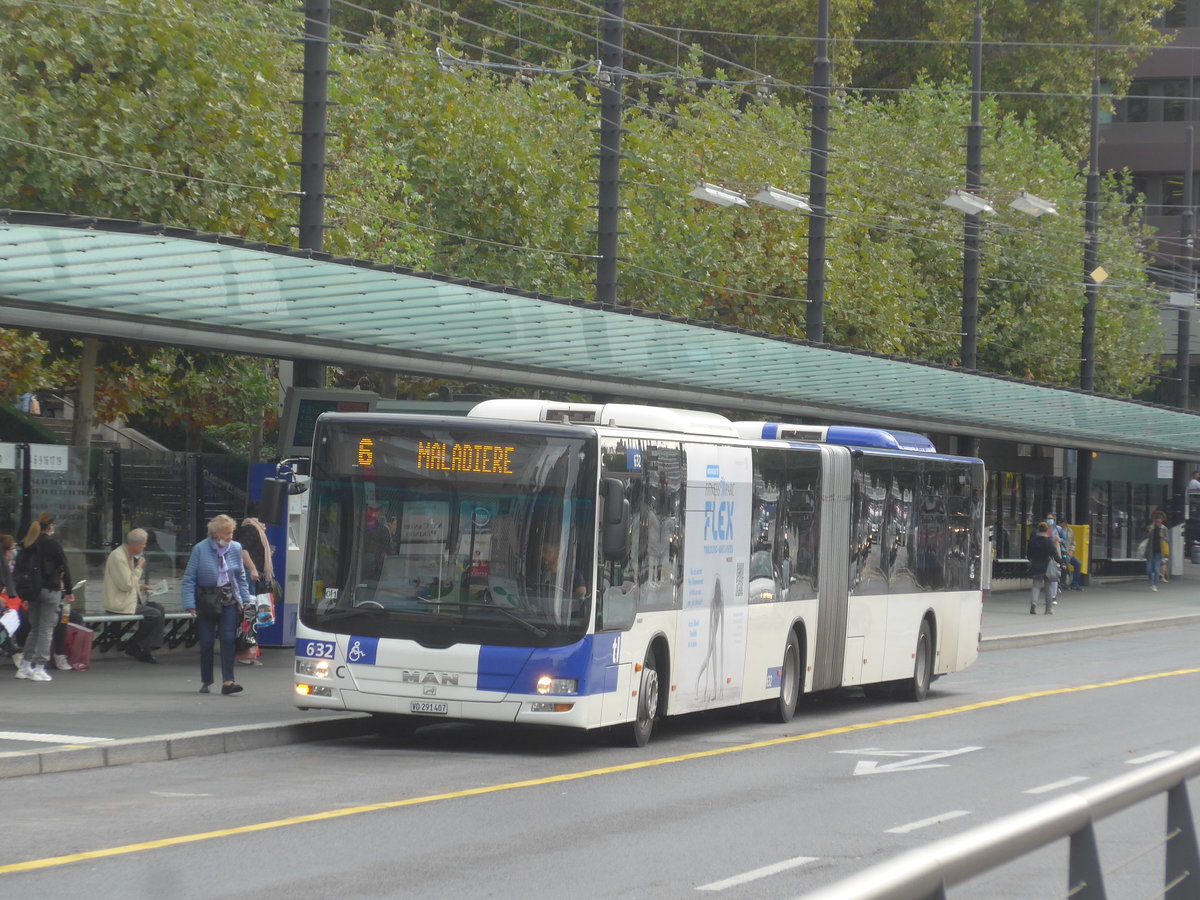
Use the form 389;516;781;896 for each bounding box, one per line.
601;477;629;562
260;478;289;526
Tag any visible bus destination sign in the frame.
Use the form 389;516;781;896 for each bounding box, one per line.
416;441;515;475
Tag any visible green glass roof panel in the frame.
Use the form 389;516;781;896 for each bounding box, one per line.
2;212;1199;458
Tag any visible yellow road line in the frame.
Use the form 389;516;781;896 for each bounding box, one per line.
3;666;1197;876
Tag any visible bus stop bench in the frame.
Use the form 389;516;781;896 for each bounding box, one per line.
81;613;198;652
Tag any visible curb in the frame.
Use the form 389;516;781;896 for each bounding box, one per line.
0;713;376;779
981;613;1200;651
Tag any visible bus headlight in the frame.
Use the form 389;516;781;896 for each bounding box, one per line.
296;659;331;678
536;676;578;695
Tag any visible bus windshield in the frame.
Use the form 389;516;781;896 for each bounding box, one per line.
302;419;597;648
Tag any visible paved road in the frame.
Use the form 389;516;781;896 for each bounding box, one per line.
1;621;1197;898
1;575;1197;778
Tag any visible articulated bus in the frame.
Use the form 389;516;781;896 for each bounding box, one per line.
293;400;985;746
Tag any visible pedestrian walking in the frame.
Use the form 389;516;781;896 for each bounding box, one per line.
1143;510;1168;592
182;515;251;695
1027;522;1061;615
13;512;74;682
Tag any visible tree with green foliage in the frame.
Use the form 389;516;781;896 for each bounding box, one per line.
0;0;299;447
854;0;1172;151
0;0;1166;416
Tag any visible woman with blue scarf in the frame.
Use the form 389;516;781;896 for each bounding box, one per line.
182;515;251;695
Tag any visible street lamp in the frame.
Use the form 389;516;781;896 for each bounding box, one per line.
1009;190;1058;218
942;189;994;216
689;181;749;207
752;185;812;212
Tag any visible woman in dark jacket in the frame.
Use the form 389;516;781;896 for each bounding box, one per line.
1027;522;1061;616
14;512;73;682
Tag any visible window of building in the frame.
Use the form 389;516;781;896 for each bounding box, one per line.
1164;79;1190;122
1162;0;1189;29
1123;80;1151;123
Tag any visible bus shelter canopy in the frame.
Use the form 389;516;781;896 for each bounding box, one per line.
0;210;1197;459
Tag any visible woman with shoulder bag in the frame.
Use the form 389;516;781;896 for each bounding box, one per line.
14;512;74;682
1027;521;1061;616
182;515;252;695
1144;510;1168;592
234;506;273;666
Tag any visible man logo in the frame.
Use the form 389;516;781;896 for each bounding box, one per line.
401;670;460;686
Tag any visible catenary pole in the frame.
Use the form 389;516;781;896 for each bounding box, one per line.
594;0;624;305
292;0;333;388
1075;0;1102;577
960;0;983;373
1172;125;1194;522
805;0;830;343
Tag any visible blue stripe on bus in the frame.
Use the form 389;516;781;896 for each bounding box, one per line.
477;633;622;696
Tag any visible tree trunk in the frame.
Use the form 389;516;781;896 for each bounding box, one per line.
71;337;100;447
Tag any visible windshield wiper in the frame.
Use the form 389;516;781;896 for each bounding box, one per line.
464;589;548;637
475;602;548;638
318;606;391;620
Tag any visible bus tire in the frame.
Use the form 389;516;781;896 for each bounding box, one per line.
764;629;801;723
625;648;660;747
902;620;933;702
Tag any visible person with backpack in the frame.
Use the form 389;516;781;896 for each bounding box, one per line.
14;511;74;682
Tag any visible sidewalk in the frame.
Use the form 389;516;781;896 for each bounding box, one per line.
2;577;1198;778
981;574;1200;649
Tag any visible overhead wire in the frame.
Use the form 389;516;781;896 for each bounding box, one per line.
2;0;1170;351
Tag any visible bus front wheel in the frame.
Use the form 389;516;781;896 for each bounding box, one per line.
625;649;660;747
763;630;801;723
903;620;933;702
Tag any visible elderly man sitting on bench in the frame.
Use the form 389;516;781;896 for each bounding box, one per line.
102;528;166;664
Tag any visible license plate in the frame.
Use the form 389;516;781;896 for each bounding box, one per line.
410;700;448;715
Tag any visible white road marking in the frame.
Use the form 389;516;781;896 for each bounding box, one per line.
1023;776;1089;794
0;731;112;745
885;810;971;834
150;791;212;798
1127;751;1175;765
696;856;819;891
835;746;983;775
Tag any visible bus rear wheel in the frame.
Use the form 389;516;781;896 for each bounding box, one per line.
763;630;801;723
902;620;933;702
625;649;660;747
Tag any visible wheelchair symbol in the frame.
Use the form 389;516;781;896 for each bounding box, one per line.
347;640;365;663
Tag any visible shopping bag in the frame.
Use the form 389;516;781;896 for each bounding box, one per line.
65;622;94;671
253;591;275;628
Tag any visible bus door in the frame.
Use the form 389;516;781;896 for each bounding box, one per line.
811;445;852;691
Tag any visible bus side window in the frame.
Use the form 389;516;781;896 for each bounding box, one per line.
785;450;820;601
890;460;919;592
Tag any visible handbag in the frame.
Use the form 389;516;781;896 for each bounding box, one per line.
1136;537;1148;558
1044;558;1060;579
196;584;233;619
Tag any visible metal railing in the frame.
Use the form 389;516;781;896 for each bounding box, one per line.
800;745;1200;900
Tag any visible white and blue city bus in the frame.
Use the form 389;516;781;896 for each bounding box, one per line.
293;400;985;746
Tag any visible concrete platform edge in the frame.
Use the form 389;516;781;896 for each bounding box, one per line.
981;613;1200;651
0;712;374;780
